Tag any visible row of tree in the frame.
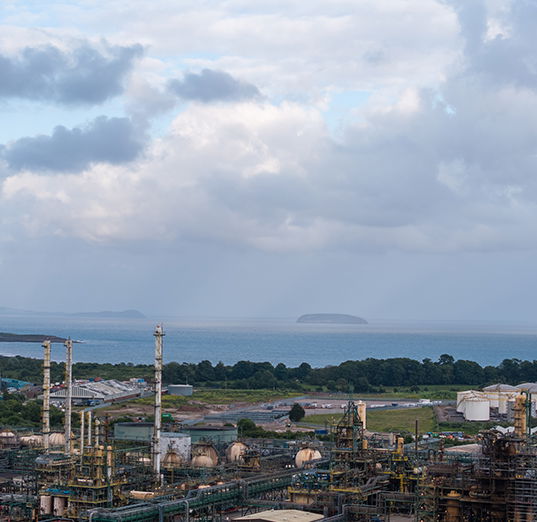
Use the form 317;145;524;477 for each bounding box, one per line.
1;353;536;390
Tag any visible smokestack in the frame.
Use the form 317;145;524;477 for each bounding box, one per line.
87;411;92;447
42;341;51;453
152;325;164;481
64;339;73;455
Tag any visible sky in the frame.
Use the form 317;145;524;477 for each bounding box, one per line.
1;0;537;321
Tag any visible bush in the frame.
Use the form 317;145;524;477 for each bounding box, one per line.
289;403;305;422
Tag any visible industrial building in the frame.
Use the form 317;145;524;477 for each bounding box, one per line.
0;328;536;520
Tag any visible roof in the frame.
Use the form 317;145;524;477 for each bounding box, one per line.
482;384;519;392
235;510;324;522
445;444;482;455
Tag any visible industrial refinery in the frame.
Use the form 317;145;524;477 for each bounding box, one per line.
0;326;535;521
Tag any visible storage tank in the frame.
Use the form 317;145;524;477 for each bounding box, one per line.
191;442;218;467
20;434;43;447
168;384;193;396
464;398;490;421
226;441;247;463
53;496;66;516
162;449;183;468
191;455;217;468
49;432;65;447
0;430;19;448
40;496;52;515
295;447;322;468
456;391;474;413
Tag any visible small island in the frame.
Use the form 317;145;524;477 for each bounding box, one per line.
0;332;72;343
297;313;368;324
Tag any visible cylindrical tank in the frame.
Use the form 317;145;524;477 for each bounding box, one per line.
53;496;66;516
464;398;490;421
498;394;508;415
40;495;52;515
485;391;499;408
456;391;472;413
162;449;183;468
226;441;247;463
295;447;322;468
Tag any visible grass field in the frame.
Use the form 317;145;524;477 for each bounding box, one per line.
132;388;302;407
302;407;436;434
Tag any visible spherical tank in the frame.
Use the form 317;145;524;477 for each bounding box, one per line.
49;432;65;447
295;448;322;468
191;455;217;468
20;434;43;447
464;399;490;421
226;441;247;463
192;442;218;465
162;450;183;468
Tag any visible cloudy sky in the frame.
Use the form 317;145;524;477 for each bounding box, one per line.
1;0;536;321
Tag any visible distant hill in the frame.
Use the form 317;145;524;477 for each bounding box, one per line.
297;313;368;324
0;332;71;343
72;310;146;319
0;307;145;319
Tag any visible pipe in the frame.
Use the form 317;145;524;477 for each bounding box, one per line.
87;410;92;447
64;339;73;455
153;325;164;482
42;340;51;453
80;411;85;459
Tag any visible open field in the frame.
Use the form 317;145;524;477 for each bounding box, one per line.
302;407;436;434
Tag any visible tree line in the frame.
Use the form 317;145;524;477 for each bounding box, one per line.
1;353;537;391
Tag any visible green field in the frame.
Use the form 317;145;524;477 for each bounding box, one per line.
302;407;436;434
132;388;302;407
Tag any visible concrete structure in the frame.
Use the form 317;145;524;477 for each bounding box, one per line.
168;384;193;396
160;432;191;462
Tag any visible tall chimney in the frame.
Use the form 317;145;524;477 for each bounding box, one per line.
64;339;73;455
152;325;164;481
42;341;51;453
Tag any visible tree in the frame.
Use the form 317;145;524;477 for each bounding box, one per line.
289;403;305;422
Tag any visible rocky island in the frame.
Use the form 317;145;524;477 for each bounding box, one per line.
0;332;72;343
297;313;368;324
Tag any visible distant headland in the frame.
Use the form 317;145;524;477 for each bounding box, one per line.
297;313;368;324
0;333;72;343
0;306;145;319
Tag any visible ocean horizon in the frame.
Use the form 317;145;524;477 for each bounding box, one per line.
0;315;536;367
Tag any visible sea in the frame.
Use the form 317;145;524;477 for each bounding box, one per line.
0;315;536;367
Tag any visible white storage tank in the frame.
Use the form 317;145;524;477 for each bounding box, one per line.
53;496;66;516
168;384;193;396
464;398;490;421
40;496;52;515
456;391;475;413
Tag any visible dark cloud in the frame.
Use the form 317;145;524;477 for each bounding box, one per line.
3;116;144;172
168;69;260;102
0;43;143;104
